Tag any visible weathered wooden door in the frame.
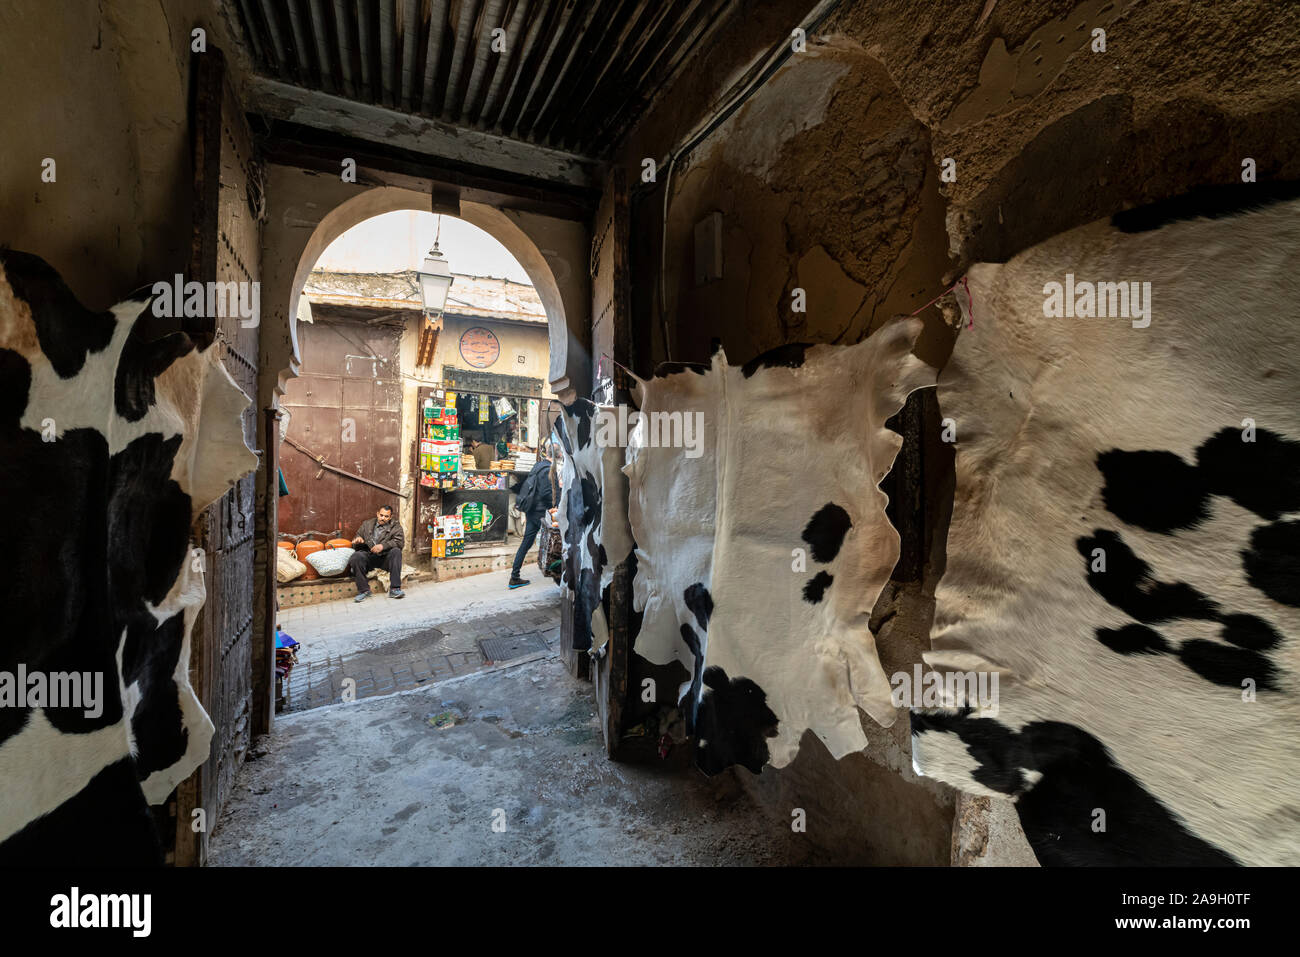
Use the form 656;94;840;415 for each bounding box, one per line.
278;316;404;538
174;47;263;866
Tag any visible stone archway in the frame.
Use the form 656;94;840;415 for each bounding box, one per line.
257;177;591;582
259;177;591;411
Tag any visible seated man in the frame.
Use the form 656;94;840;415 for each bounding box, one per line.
348;504;405;602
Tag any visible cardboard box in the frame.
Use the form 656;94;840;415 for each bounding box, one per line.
432;536;465;558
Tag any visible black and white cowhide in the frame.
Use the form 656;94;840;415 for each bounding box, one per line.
0;251;256;864
624;320;936;773
916;189;1300;865
556;399;633;654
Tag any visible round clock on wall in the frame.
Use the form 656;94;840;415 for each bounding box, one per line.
459;326;500;368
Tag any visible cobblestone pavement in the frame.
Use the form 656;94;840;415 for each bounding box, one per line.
278;569;562;713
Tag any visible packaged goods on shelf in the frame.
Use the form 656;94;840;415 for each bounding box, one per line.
460;471;499;490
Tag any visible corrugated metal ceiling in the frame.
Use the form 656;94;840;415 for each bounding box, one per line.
230;0;735;157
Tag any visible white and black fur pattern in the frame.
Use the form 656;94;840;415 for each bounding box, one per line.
624;321;936;773
916;189;1300;865
555;399;633;654
0;251;257;864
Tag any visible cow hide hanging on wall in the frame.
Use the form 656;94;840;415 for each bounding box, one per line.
556;400;633;654
625;319;937;774
914;191;1300;866
0;251;258;864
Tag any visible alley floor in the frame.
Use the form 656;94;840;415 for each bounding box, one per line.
276;569;562;712
209;569;820;866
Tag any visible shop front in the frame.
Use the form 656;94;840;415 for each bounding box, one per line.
414;367;561;579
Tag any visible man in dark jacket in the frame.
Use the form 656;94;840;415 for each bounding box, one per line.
349;504;405;601
508;453;553;589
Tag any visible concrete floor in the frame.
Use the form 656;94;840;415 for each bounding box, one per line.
212;574;821;866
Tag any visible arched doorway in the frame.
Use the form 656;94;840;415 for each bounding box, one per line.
261;183;591;412
277;205;563;575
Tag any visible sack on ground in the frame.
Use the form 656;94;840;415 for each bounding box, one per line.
276;549;307;583
307;546;354;577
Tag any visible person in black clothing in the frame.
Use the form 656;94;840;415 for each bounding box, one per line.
508;452;553;589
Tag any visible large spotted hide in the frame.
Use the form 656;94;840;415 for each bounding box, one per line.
556;400;633;652
0;251;257;863
625;320;936;773
916;195;1300;865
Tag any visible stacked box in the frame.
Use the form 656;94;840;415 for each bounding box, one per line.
437;454;459;472
432;537;466;557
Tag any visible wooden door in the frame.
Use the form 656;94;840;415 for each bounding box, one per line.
174;47;264;865
278;316;405;537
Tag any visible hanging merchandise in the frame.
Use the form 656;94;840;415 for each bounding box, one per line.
494;396;516;420
477;394;489;424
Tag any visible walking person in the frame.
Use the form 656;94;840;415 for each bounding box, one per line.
348;504;406;602
508;450;553;589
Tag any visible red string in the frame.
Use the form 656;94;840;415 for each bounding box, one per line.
907;277;973;329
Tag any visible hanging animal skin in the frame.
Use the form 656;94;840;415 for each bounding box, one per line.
0;251;257;864
556;400;633;655
916;189;1300;866
623;319;937;774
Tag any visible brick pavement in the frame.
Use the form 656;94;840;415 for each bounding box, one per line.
278;568;562;713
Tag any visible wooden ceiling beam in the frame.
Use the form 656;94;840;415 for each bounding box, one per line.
248;77;602;187
293;0;324;88
552;0;660;150
317;0;347;94
392;0;407;109
346;0;367;100
408;0;434;111
267;0;304;82
539;0;638;145
449;0;490;123
256;116;600;218
517;0;605;141
494;0;565;135
367;0;384;103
